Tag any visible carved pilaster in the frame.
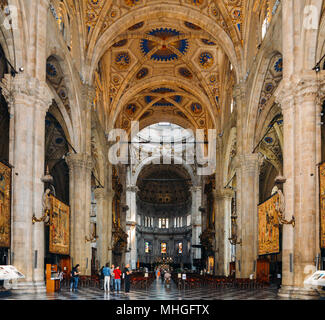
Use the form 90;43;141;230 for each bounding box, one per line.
126;185;139;193
82;83;96;110
0;74;52;113
215;188;234;201
238;153;259;173
94;188;108;200
66;153;93;171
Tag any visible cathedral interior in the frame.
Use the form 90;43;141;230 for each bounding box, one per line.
0;0;325;300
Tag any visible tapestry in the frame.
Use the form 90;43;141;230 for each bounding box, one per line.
319;162;325;248
0;162;11;248
258;193;280;255
49;195;70;255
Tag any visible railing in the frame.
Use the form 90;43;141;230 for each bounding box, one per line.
137;225;192;234
171;273;270;290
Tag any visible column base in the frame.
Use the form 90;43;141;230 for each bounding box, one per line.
278;285;320;300
11;280;46;294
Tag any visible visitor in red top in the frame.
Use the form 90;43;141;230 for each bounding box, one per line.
113;266;122;292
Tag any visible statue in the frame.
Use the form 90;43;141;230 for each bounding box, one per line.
42;188;52;213
275;188;295;227
32;188;52;225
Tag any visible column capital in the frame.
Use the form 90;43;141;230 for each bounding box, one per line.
295;76;319;102
275;74;320;111
126;185;139;193
0;74;52;113
274;80;295;110
233;83;246;101
82;83;96;108
94;188;108;200
190;185;202;193
214;188;234;200
66;153;93;170
238;153;259;173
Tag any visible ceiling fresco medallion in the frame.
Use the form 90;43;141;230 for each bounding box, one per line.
198;52;214;69
178;67;193;79
128;21;144;31
126;104;137;116
191;103;203;114
125;0;141;7
136;67;149;80
184;21;201;30
112;39;128;48
140;28;189;62
115;52;131;69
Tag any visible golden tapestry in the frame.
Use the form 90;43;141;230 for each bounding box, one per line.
49;195;70;255
319;162;325;248
258;193;280;255
0;162;11;248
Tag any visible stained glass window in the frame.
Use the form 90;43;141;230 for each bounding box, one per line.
161;242;167;254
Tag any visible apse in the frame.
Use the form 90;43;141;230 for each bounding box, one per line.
136;164;193;271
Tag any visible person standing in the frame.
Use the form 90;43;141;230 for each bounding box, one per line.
70;264;80;292
99;266;104;290
110;264;115;291
123;264;132;294
58;267;64;292
102;263;111;292
113;266;122;292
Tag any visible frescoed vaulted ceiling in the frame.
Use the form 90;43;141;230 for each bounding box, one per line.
74;0;247;132
49;0;282;134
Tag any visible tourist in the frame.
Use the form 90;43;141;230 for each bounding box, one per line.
155;268;160;280
113;266;122;292
161;269;165;282
58;267;64;291
102;263;111;292
99;266;104;290
110;264;115;291
123;264;132;293
70;264;80;292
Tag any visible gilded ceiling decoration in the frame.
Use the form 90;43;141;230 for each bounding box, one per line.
45;113;69;171
258;54;283;115
46;57;72;120
79;0;249;130
140;28;189;62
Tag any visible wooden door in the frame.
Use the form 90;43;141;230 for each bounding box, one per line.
256;258;270;283
229;262;236;278
60;256;71;279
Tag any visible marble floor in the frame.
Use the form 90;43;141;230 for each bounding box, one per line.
0;279;293;300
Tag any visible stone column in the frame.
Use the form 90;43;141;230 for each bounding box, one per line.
107;189;114;265
125;184;138;269
1;75;52;292
214;188;233;276
66;153;93;275
190;186;202;266
94;188;108;267
277;77;320;299
236;154;259;278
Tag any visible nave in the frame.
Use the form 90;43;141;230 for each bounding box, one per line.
1;279;282;301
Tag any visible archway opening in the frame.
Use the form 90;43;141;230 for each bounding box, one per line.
136;164;192;272
0;44;9;269
44;110;70;273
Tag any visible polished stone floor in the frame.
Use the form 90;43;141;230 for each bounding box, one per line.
0;279;290;300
